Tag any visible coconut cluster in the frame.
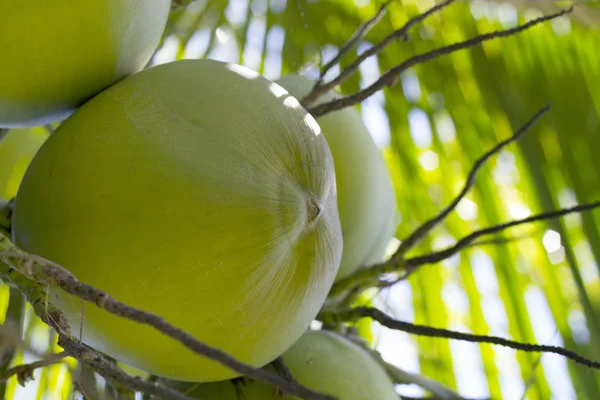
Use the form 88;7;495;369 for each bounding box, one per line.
2;2;398;399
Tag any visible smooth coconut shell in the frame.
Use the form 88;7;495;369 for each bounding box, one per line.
276;75;397;280
12;59;343;382
164;330;399;400
0;0;170;128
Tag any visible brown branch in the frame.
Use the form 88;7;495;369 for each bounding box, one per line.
58;337;198;400
401;200;600;277
319;0;391;77
302;0;456;107
304;0;393;105
307;6;574;118
393;105;550;258
329;105;550;296
331;105;550;295
0;352;68;386
464;230;541;249
271;357;296;383
270;357;300;397
141;375;161;400
0;252;199;399
0;297;195;399
321;307;600;370
0;245;335;400
330;200;600;296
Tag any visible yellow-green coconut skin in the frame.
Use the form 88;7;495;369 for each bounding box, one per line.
166;330;399;400
0;128;50;203
0;0;171;128
12;59;343;382
276;75;397;280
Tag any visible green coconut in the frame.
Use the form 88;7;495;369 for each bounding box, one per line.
163;330;399;400
12;59;343;382
0;128;50;203
0;0;170;128
276;75;397;280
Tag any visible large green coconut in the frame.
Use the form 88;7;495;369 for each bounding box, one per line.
12;59;343;382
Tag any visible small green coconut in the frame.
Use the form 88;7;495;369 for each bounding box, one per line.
163;330;399;400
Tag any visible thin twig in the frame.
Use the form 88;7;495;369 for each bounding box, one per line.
331;105;550;295
58;337;196;400
271;357;300;397
0;352;68;385
394;105;550;257
320;0;391;77
271;357;296;383
321;307;600;370
305;0;393;104
0;254;197;400
330;200;600;296
386;200;600;286
402;200;600;276
0;237;335;400
465;230;540;249
307;6;573;118
0;309;21;398
329;105;550;296
302;0;456;106
0;292;194;399
141;375;161;400
365;347;465;399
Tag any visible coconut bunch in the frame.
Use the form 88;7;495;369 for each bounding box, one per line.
1;1;398;399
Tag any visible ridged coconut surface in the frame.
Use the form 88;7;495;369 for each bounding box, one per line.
13;60;343;382
276;75;397;280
